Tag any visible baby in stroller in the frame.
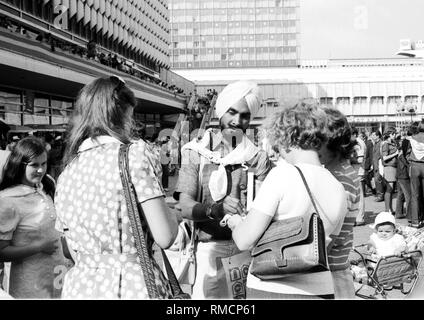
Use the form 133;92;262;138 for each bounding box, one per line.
351;212;421;298
367;211;407;259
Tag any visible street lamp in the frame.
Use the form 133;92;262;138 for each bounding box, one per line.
395;101;406;130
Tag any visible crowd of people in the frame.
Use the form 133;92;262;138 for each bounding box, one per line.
0;76;423;300
0;15;188;97
184;88;218;130
352;123;424;228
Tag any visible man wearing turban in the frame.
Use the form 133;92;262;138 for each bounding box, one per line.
173;81;272;299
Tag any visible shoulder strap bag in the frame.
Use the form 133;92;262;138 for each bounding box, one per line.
118;143;190;299
250;165;329;280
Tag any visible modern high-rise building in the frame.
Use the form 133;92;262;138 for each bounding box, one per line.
169;0;300;69
0;0;194;136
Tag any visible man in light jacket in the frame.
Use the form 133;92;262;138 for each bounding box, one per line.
407;120;424;228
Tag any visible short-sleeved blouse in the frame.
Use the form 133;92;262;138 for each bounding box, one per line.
55;136;169;299
381;141;398;167
0;185;66;298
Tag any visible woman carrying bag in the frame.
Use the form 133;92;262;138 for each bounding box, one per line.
381;127;399;214
228;100;347;299
55;76;179;299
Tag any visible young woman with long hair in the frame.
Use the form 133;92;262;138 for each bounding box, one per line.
55;76;178;299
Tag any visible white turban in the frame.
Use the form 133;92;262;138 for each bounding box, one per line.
214;81;262;119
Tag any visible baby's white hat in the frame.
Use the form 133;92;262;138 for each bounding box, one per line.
371;211;396;229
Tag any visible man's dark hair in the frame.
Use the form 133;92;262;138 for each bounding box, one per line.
418;119;424;133
408;122;419;135
372;130;382;138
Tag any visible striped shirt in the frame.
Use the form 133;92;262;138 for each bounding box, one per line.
327;160;361;271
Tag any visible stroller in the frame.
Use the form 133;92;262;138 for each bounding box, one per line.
350;244;422;299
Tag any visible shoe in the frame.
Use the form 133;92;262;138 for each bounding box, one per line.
409;222;424;228
163;188;169;192
354;221;366;227
375;197;384;202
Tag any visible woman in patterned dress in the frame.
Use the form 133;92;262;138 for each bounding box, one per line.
0;136;66;298
55;76;178;299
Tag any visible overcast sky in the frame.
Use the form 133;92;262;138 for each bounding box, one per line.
300;0;424;60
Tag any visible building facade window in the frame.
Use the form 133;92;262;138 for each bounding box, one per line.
320;97;334;107
169;0;300;68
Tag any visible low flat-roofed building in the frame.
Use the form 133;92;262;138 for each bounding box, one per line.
175;57;424;132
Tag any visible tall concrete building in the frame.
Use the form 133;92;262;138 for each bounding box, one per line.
0;0;194;136
169;0;300;69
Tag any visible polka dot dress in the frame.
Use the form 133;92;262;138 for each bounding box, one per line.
55;138;170;299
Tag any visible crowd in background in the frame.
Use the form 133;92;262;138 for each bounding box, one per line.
352;123;424;228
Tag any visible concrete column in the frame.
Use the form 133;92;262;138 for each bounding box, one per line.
367;96;371;116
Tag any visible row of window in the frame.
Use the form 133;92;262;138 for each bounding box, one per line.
172;33;297;42
0;88;73;126
171;46;298;55
172;27;297;37
171;59;298;68
171;13;297;23
171;7;297;16
171;20;297;29
319;96;423;106
173;51;298;62
169;0;299;10
172;29;298;37
171;33;297;41
172;39;298;49
0;87;166;127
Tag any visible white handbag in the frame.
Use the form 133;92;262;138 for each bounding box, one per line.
378;159;384;177
165;220;196;286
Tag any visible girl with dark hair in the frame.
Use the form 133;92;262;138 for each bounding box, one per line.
55;76;178;299
318;107;360;299
0;136;66;298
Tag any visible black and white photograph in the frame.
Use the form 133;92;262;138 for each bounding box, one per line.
0;0;424;307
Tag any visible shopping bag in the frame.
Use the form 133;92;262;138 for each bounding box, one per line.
220;251;251;299
165;221;196;287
